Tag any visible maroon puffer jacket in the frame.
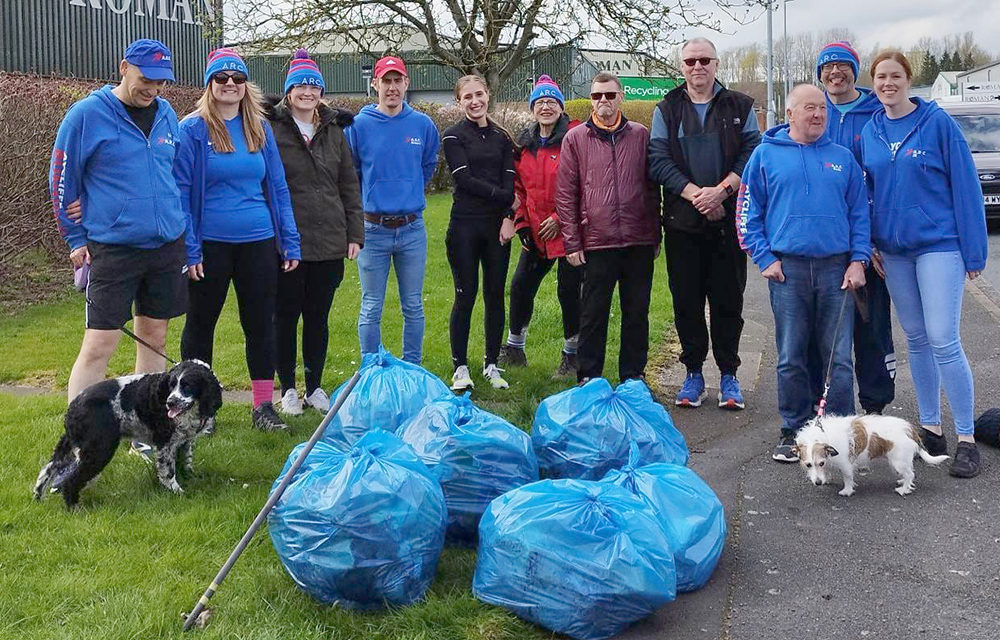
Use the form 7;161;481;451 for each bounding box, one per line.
555;117;661;253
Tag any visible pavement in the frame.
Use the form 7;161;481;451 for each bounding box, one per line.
632;251;1000;640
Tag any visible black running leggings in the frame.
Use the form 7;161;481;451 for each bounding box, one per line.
181;239;278;381
275;259;345;394
445;216;511;368
508;249;582;339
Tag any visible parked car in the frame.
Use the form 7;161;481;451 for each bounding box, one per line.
940;101;1000;222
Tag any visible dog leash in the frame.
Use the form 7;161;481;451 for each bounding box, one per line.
814;291;853;432
84;295;179;365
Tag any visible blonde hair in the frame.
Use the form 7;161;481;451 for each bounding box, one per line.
195;81;267;153
453;74;516;146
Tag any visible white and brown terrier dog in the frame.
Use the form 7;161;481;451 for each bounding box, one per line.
793;414;950;496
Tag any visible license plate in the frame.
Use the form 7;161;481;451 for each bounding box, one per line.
986;194;1000;206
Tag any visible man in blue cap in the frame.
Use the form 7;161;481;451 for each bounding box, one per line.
51;39;187;414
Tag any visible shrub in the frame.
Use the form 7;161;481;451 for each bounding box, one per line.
564;98;659;129
0;72;202;280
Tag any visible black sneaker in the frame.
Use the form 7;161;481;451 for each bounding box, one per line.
251;402;289;431
920;427;948;457
950;441;981;478
554;351;577;378
863;406;884;416
772;434;799;463
498;345;528;368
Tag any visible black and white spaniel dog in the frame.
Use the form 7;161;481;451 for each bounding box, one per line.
34;360;223;509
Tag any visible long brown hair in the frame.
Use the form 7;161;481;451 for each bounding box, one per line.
195;81;267;153
454;74;516;146
869;50;913;80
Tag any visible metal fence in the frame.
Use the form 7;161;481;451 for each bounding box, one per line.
1;0;216;86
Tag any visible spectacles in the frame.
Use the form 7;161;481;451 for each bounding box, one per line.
821;62;853;73
683;57;716;67
533;99;560;108
212;72;247;85
590;91;620;101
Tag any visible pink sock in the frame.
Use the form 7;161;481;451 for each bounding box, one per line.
251;379;274;408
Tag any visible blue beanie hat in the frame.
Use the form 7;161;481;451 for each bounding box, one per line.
816;41;860;80
284;48;326;95
204;48;249;86
529;74;564;108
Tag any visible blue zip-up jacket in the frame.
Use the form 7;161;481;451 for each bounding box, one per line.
825;87;883;162
49;85;185;251
173;114;301;265
860;97;987;271
736;125;871;271
344;103;440;214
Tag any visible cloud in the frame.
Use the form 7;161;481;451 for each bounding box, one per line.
686;0;1000;56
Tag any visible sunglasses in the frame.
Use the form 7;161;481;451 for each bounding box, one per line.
590;91;620;101
211;72;247;85
683;57;716;67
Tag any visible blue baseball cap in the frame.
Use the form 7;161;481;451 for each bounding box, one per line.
123;39;175;82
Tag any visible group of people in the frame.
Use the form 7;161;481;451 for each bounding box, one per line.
736;42;987;478
50;36;987;478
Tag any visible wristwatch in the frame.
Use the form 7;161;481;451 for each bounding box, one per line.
722;183;735;197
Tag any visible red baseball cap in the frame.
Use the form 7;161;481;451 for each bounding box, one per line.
374;56;408;78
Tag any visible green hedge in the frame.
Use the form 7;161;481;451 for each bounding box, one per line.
564;98;659;129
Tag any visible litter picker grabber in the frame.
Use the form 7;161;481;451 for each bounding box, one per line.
181;370;362;631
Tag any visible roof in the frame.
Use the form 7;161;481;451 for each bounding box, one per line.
937;71;960;86
958;60;1000;79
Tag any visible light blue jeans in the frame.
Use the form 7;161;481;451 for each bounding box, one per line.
881;250;974;435
357;217;427;364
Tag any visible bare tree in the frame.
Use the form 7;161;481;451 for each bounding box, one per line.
225;0;756;95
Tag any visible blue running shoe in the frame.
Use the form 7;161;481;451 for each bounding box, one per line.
718;374;745;410
675;372;707;407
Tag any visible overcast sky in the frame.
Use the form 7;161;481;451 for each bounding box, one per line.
682;0;1000;57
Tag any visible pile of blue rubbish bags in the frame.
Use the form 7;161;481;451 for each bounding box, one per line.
267;347;726;640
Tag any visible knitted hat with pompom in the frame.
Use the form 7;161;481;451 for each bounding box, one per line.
284;48;325;95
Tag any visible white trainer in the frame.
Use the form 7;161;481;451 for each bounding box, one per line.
483;363;509;390
280;388;303;415
451;365;475;391
303;388;331;413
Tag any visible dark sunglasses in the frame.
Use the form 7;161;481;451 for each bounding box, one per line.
683;57;716;67
590;91;620;100
211;72;247;85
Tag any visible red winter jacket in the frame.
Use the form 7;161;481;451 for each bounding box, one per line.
513;115;580;259
555;115;661;254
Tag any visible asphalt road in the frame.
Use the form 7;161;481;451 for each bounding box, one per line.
632;232;1000;640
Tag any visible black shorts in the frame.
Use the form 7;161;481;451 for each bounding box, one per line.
85;237;188;330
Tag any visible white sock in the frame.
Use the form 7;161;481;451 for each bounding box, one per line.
507;331;526;348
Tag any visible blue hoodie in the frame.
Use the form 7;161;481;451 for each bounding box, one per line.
344;103;440;214
736;125;871;271
860;97;987;271
825;86;883;163
173;114;301;265
49;86;184;251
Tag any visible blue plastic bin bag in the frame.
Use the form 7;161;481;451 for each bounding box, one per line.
323;345;451;448
396;393;539;546
531;377;688;480
473;479;676;640
268;431;447;609
602;444;726;592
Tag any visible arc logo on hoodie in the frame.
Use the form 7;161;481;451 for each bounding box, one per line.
824;162;844;172
905;149;927;159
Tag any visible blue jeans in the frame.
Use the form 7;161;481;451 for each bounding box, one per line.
357;217;427;364
881;250;974;435
769;255;855;435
